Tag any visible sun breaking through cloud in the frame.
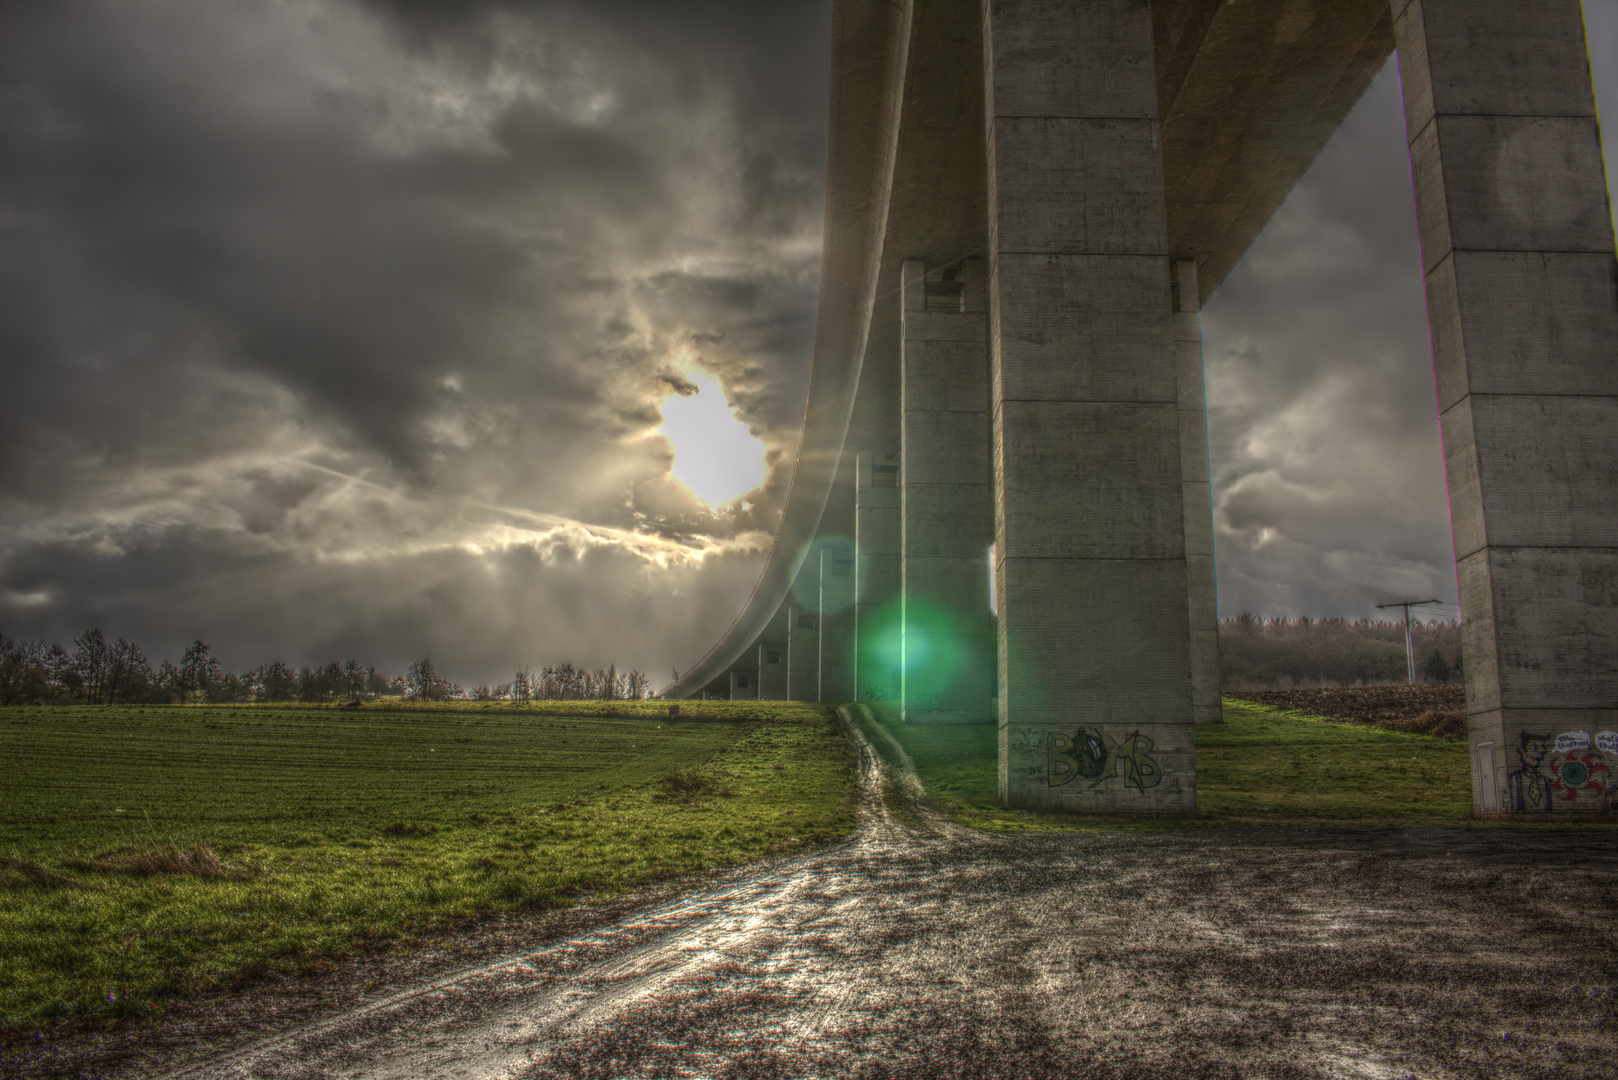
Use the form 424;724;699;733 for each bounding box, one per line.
659;368;767;507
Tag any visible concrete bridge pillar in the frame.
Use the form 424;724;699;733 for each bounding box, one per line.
855;451;901;700
757;641;786;700
985;0;1196;813
819;543;857;702
786;600;819;702
900;258;996;723
1173;258;1221;726
1393;0;1618;815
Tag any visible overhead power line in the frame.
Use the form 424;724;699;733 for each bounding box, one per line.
1375;599;1442;684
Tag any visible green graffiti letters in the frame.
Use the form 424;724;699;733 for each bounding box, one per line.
1047;728;1162;794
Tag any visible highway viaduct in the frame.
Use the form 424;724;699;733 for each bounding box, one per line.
663;0;1618;818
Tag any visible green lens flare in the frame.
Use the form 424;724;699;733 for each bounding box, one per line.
857;601;905;699
898;600;965;703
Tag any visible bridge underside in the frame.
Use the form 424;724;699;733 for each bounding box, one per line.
666;0;1618;818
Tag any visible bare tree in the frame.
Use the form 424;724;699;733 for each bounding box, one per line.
181;639;222;702
407;656;453;701
72;629;111;704
624;670;650;700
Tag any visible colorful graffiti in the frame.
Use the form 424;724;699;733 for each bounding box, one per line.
1508;731;1615;812
1048;728;1161;793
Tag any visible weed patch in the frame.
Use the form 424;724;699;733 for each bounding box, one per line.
0;857;87;891
657;771;735;801
1384;708;1466;739
68;844;247;880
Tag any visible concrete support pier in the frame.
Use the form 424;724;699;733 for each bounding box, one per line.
855;451;901;700
1173;259;1221;726
900;258;995;722
985;0;1196;813
1394;0;1618;815
786;601;819;702
819;543;857;702
757;641;786;701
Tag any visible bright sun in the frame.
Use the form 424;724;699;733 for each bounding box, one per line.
659;368;766;506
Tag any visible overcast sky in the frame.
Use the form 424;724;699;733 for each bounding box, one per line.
2;1;1615;684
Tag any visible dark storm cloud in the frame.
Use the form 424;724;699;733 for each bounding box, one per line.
1201;8;1618;622
3;1;1614;678
1205;61;1474;620
0;0;830;679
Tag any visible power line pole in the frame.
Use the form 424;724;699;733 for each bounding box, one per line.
1376;599;1441;684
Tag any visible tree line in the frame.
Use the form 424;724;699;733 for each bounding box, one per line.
9;616;1461;705
0;629;654;707
1219;615;1462;690
401;658;650;703
0;631;405;706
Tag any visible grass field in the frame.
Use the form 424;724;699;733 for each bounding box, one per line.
852;697;1474;830
0;701;855;1033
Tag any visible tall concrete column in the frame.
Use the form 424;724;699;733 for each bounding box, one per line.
1174;259;1221;725
1393;0;1618;815
855;451;902;700
984;0;1196;813
757;641;786;700
819;543;856;702
901;257;995;722
786;601;819;702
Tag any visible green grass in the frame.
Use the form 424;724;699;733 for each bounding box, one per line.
1197;698;1471;820
854;697;1475;831
0;701;855;1033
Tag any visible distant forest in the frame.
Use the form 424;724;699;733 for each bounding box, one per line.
1218;615;1462;690
0;631;648;707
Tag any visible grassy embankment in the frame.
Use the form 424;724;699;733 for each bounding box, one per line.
850;697;1475;831
0;700;854;1034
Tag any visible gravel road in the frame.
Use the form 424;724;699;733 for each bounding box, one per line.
16;715;1618;1080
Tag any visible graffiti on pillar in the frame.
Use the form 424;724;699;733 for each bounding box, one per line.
1508;731;1615;812
1048;728;1161;794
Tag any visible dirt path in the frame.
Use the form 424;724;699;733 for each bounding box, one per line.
14;714;1618;1079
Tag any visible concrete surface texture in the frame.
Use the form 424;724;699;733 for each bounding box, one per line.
854;451;901;699
900;258;995;723
786;603;819;703
756;641;786;701
27;721;1618;1080
818;543;857;703
984;0;1194;812
1174;258;1223;727
661;0;1617;818
1393;0;1618;816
